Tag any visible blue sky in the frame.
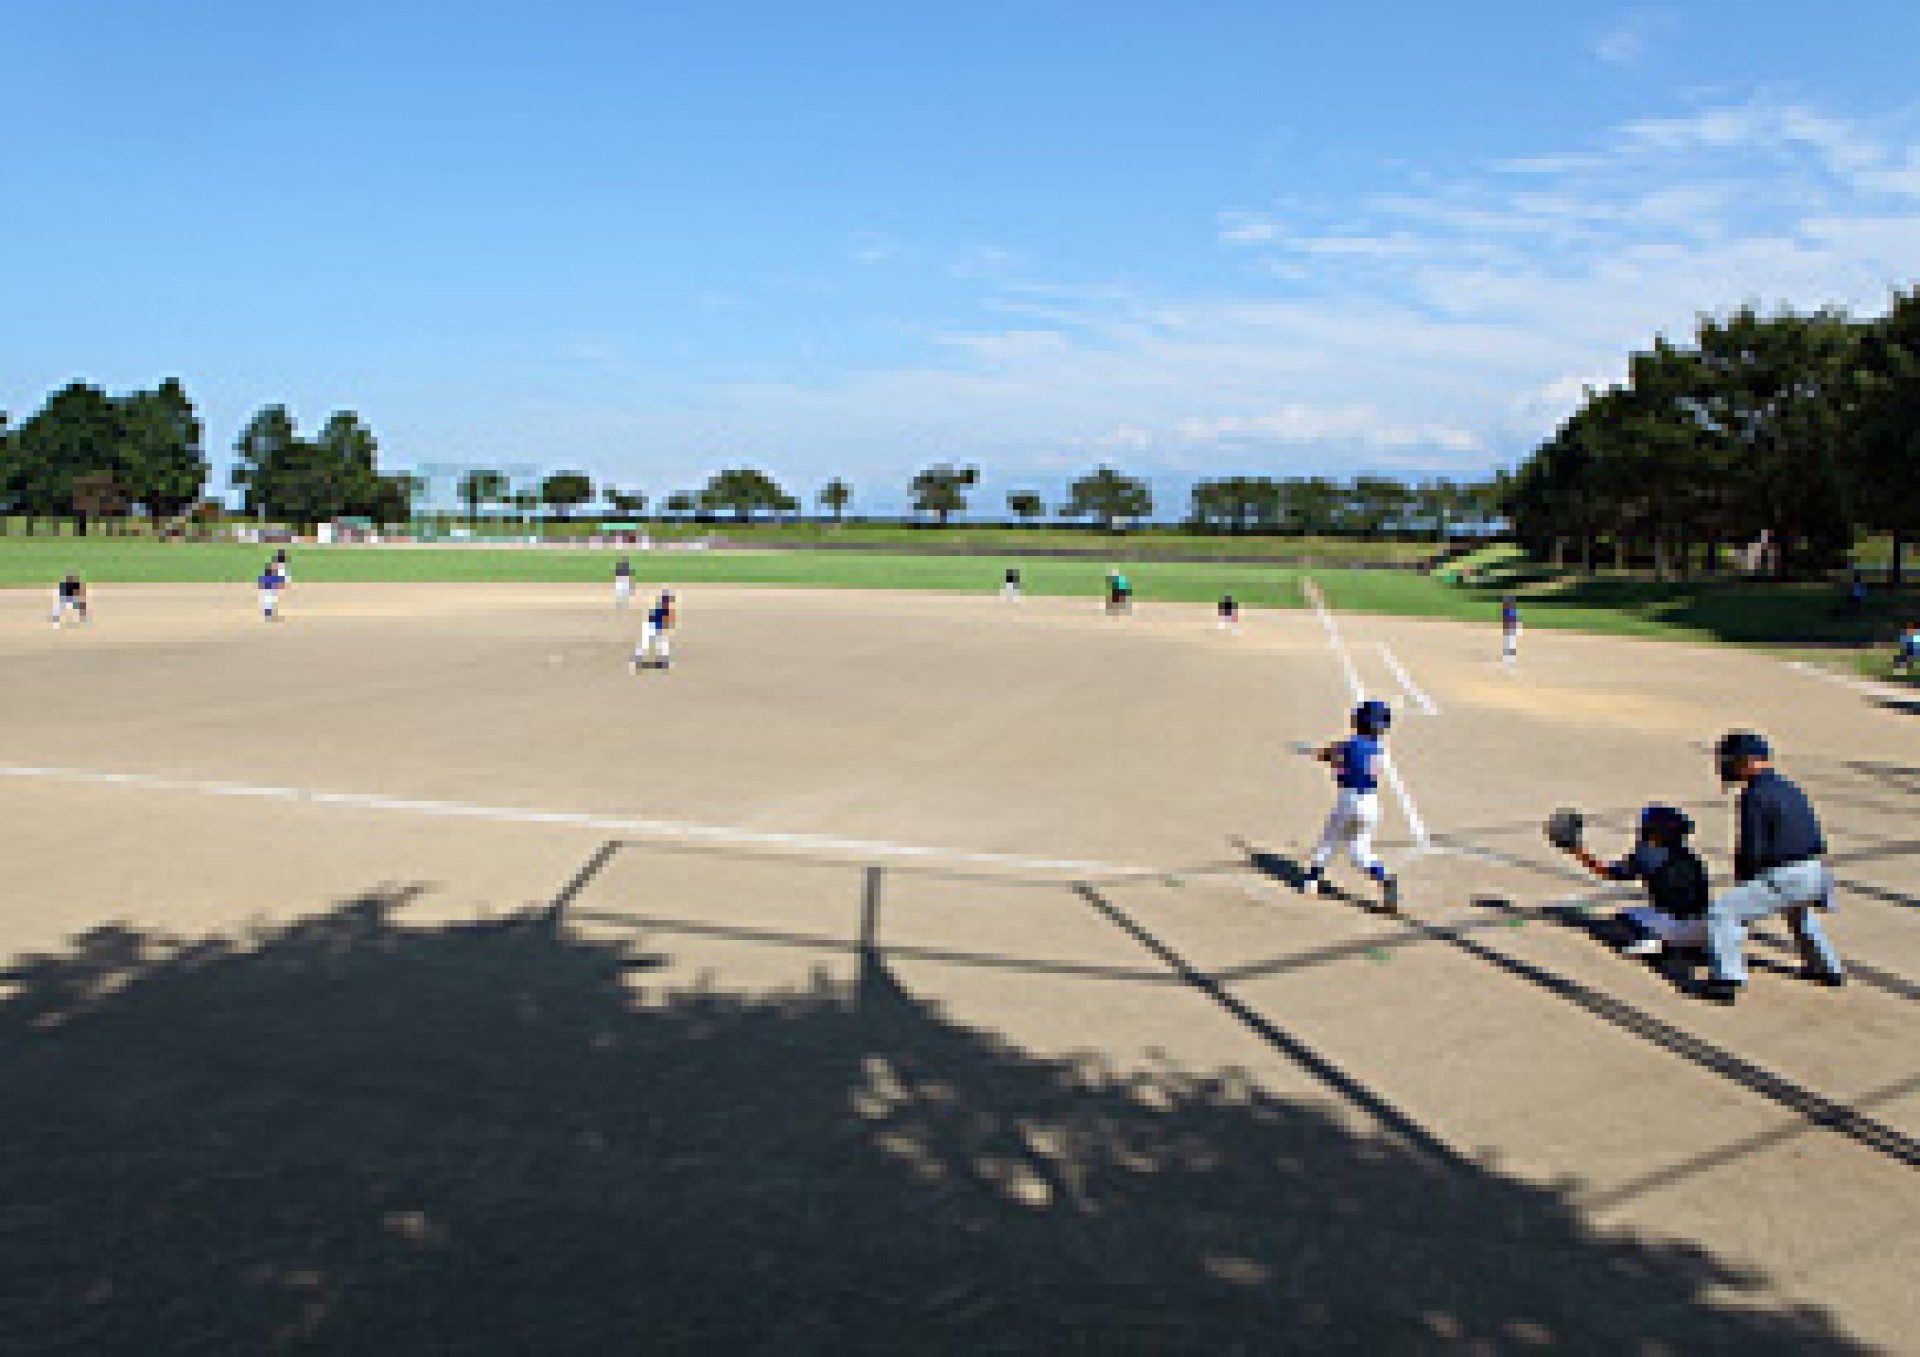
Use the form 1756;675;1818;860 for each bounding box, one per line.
6;1;1920;514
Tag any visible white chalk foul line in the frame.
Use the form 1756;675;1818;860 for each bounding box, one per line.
0;763;1151;879
1784;660;1913;703
1301;580;1431;849
1376;643;1440;716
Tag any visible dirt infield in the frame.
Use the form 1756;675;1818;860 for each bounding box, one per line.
3;583;1915;1351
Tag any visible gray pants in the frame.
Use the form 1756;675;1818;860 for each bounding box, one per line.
1707;859;1843;985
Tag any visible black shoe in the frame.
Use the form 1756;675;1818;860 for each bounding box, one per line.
1380;876;1400;911
1700;978;1743;1005
1803;968;1847;988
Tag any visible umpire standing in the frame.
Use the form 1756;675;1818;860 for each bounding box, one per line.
1702;732;1847;1004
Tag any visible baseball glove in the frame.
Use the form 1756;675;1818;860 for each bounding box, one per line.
1544;808;1585;851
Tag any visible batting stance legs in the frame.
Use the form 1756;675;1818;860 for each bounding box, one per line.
1308;789;1388;883
1706;861;1843;987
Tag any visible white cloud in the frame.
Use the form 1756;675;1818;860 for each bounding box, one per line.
473;94;1920;500
1592;12;1667;66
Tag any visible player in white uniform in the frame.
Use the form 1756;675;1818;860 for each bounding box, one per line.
631;588;676;671
1002;566;1022;601
613;557;635;608
1300;700;1400;910
50;573;89;627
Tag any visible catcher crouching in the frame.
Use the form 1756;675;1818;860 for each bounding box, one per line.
1547;805;1709;959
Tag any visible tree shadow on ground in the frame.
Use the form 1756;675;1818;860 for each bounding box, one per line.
1458;567;1918;647
0;887;1863;1353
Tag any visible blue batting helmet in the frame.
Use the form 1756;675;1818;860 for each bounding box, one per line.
1353;700;1392;736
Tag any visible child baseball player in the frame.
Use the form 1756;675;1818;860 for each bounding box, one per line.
257;564;286;621
270;548;291;583
1555;805;1710;958
1217;593;1240;634
1300;699;1400;910
1105;570;1133;615
631;587;676;671
1002;566;1022;601
50;573;88;627
613;557;635;608
1894;621;1918;674
1500;596;1521;664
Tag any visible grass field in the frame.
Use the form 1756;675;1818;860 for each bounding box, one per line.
5;536;1915;680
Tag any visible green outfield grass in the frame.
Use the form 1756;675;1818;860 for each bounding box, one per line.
3;537;1914;676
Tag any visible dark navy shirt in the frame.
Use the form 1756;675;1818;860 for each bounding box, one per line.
1735;770;1825;880
1605;842;1710;918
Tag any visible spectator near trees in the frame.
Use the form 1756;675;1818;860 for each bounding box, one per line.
1063;466;1153;531
910;464;977;525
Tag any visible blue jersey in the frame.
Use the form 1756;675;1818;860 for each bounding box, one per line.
1332;736;1383;792
258;572;283;591
648;595;673;627
1502;602;1520;630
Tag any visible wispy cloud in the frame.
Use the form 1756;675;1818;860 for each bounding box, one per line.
1591;10;1674;66
502;94;1920;496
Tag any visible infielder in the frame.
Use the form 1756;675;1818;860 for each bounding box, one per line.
1895;621;1918;674
1217;593;1240;634
50;573;89;627
1500;595;1521;665
1106;570;1132;615
631;588;676;671
613;557;635;608
1002;566;1022;601
1554;805;1710;958
1700;731;1845;1004
1300;699;1400;910
258;565;286;621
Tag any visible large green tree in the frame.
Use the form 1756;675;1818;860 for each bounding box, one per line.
1063;466;1153;531
116;378;206;523
1006;490;1045;523
909;464;977;526
700;468;789;522
458;469;509;525
541;471;595;520
1850;287;1920;583
10;381;123;531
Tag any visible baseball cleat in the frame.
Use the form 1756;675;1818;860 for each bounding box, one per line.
1379;875;1400;911
1699;978;1743;1005
1620;937;1663;958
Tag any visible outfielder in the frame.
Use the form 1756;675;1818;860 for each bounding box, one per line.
1699;732;1845;1004
50;573;88;627
631;587;676;671
1300;699;1400;910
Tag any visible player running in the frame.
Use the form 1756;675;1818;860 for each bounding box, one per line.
50;573;89;627
1300;699;1400;910
631;587;676;671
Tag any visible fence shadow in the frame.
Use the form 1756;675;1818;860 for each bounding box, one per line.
0;887;1861;1353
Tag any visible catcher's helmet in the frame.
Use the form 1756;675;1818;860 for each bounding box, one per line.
1353;699;1392;736
1715;731;1770;785
1638;804;1694;840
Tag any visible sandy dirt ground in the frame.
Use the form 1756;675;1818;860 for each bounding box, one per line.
2;582;1915;1352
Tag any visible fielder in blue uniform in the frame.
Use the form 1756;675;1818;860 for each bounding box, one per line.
631;588;676;671
1301;699;1400;910
257;567;285;621
1501;596;1521;664
1700;731;1845;1004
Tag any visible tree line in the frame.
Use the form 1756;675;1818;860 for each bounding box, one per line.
3;380;1499;544
1501;290;1920;581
